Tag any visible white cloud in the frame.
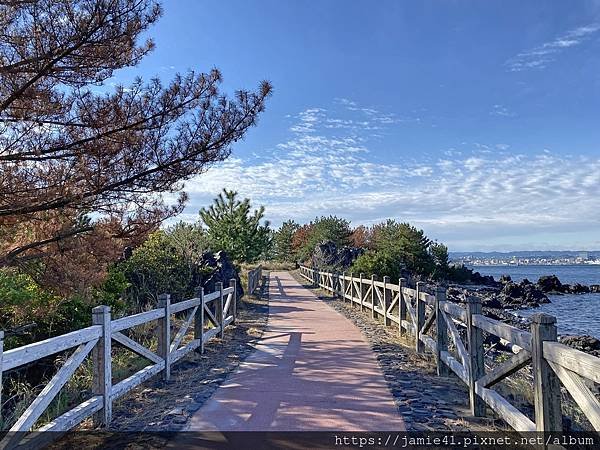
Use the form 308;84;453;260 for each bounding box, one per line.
506;23;600;71
175;101;600;251
490;104;515;117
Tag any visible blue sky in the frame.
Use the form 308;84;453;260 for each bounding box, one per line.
113;0;600;251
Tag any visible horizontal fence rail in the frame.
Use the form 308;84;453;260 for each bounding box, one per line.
247;266;263;295
0;279;238;448
299;265;600;435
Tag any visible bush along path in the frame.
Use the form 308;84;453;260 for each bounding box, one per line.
289;271;500;432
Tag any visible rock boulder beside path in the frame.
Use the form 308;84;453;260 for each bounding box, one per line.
199;250;244;300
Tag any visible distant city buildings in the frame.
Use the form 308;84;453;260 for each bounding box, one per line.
453;255;600;266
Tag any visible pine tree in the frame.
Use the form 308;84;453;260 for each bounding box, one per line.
199;189;271;263
273;220;300;262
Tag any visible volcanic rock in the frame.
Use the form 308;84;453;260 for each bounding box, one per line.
560;335;600;357
311;240;363;270
537;275;564;293
199;250;244;299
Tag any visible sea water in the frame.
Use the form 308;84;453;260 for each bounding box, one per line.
471;265;600;338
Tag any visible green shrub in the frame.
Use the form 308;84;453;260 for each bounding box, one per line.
273;220;300;262
293;216;352;262
349;221;452;281
0;269;88;348
116;230;207;308
350;251;404;280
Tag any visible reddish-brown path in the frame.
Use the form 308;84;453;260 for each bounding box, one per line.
186;271;404;431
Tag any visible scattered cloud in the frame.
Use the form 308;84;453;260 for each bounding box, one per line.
176;100;600;251
490;104;515;117
506;23;600;71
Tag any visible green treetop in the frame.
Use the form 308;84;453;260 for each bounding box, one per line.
200;189;271;263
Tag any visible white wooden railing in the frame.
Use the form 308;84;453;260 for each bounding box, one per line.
299;265;600;435
247;266;263;295
0;279;237;447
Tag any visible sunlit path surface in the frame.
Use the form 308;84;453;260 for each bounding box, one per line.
185;271;403;431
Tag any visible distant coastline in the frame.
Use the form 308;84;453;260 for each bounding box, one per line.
467;263;600;286
470;261;600;266
451;250;600;267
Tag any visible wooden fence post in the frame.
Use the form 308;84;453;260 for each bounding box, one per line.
383;276;391;326
341;272;346;302
415;282;425;353
158;294;171;381
349;272;354;306
258;266;262;289
230;278;237;324
399;278;407;336
435;286;449;377
359;273;365;311
217;282;224;339
200;289;206;353
0;330;4;426
194;287;204;353
334;271;339;298
371;274;376;320
466;296;485;417
531;313;563;433
92;305;112;426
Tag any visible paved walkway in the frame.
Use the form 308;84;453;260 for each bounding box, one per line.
186;271;403;431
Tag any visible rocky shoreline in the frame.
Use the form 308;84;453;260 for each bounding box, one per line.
449;274;600;311
444;273;600;355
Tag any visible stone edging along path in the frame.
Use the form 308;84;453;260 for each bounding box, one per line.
289;270;500;432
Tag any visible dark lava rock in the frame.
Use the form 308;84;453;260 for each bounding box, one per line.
199;250;243;299
536;275;595;295
499;275;512;284
567;283;590;294
560;335;600;357
311;240;363;270
500;281;549;309
502;282;524;299
482;296;503;309
470;271;498;286
537;275;564;293
447;286;464;299
522;283;550;304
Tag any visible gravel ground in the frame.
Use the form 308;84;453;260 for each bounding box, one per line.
289;271;501;432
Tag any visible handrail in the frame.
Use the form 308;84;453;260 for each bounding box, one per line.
0;278;239;444
298;264;600;435
247;265;263;295
3;325;103;371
